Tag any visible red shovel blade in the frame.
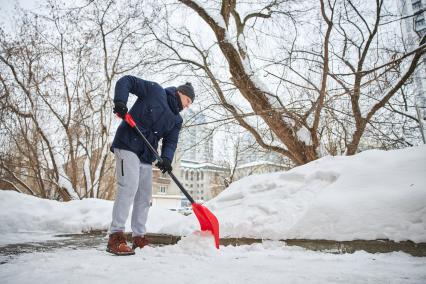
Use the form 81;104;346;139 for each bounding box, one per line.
191;203;220;249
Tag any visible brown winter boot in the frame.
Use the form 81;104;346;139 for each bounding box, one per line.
132;236;150;249
106;232;135;256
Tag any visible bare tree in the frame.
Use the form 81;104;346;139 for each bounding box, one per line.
0;0;162;200
151;0;426;166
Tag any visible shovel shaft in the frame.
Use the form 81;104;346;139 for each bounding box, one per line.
123;113;163;163
121;113;195;204
168;172;195;204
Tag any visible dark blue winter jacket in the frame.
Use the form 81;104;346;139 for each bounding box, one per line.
111;75;183;164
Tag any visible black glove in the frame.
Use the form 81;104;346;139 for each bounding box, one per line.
156;158;172;173
113;101;128;118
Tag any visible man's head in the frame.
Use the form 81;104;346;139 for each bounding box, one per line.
177;82;195;109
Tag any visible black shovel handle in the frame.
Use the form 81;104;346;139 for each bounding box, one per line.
120;113;195;204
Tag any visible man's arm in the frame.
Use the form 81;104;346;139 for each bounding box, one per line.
161;120;183;162
114;75;152;104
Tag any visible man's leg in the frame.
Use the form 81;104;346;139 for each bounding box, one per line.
110;148;140;234
131;162;152;241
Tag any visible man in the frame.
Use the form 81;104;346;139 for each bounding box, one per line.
107;75;195;255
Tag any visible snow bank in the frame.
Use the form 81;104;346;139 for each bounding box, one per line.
199;145;426;242
1;145;425;245
0;191;186;245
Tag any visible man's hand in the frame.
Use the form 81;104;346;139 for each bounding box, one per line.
113;101;128;118
156;158;172;173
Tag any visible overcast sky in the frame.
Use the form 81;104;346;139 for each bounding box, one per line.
1;0;40;32
1;0;39;14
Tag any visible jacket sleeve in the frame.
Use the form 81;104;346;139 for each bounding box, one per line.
161;120;183;162
113;75;152;104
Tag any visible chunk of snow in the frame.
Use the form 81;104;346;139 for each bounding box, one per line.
296;126;312;145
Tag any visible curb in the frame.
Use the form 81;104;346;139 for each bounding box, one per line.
61;231;426;257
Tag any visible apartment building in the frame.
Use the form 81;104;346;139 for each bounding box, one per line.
399;0;426;141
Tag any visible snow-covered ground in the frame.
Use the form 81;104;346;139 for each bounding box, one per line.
1;233;426;284
1;146;426;283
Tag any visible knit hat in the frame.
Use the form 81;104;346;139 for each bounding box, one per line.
177;82;195;102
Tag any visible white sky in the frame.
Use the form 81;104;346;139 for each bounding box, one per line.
0;0;38;11
0;0;43;32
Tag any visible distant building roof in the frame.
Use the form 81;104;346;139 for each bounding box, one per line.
236;160;287;169
180;159;227;171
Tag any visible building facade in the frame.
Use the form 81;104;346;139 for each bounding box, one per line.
180;109;213;163
151;109;222;208
151;162;184;209
179;160;227;205
151;141;185;209
399;0;426;141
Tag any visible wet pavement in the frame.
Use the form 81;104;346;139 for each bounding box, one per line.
2;231;425;265
0;231;108;265
0;231;181;264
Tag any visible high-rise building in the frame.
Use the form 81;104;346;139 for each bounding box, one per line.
180;109;214;163
399;0;426;141
153;109;224;207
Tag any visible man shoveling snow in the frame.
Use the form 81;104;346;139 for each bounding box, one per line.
108;75;195;255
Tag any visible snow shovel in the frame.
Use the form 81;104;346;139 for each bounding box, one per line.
119;113;220;249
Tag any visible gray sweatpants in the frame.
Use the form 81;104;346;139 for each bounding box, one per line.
110;148;152;236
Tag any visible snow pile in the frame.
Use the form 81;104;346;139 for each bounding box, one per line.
200;145;426;242
1;145;425;245
0;192;186;245
167;231;219;255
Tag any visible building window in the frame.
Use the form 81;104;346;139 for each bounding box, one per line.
160;186;167;194
412;0;422;11
415;16;425;30
201;172;204;180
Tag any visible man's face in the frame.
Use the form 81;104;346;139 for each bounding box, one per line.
177;91;193;109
